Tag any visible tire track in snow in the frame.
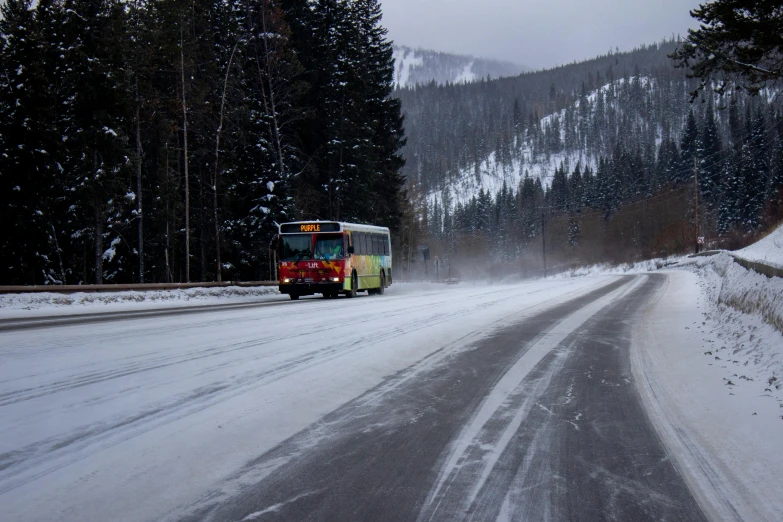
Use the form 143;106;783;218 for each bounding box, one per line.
0;280;595;496
459;274;705;522
0;282;567;406
176;277;633;522
418;276;646;521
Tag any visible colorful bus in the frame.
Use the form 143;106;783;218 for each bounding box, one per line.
277;221;392;300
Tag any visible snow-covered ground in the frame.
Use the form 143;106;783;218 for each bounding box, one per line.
633;267;783;522
561;241;783;519
555;255;683;278
0;277;615;521
393;46;424;87
547;237;783;520
439;148;598;208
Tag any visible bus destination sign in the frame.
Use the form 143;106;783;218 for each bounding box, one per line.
280;222;340;234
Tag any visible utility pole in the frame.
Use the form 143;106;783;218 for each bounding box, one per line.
542;212;547;277
694;155;700;254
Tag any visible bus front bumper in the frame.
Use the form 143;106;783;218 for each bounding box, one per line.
279;282;344;296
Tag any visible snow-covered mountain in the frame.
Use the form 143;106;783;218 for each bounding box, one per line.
442;77;648;207
393;45;527;88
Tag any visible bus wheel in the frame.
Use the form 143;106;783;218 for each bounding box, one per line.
289;293;299;301
378;272;385;295
347;272;357;298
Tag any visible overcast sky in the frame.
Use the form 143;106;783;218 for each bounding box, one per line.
380;0;702;70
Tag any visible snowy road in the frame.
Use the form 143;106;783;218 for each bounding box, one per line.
1;275;706;521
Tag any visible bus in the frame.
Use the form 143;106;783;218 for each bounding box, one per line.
276;221;392;300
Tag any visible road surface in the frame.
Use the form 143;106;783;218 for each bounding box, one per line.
0;275;707;521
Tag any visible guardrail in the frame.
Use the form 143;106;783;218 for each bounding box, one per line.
688;250;783;278
0;281;277;294
729;255;783;279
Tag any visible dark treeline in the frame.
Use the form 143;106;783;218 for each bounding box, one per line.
0;0;405;285
397;42;783;278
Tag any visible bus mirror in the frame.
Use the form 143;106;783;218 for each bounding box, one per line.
347;245;355;255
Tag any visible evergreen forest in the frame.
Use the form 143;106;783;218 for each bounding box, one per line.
0;0;404;285
2;0;783;286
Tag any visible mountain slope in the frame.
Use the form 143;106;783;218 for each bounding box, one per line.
396;40;783;273
393;45;527;87
396;42;690;195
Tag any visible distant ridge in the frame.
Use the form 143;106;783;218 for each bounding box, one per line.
393;45;528;88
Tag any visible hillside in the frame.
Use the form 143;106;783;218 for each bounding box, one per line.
395;40;783;275
396;41;691;194
392;45;527;87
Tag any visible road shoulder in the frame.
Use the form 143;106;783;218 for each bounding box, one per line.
631;270;783;522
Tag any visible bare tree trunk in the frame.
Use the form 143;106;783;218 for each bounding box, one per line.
259;5;286;178
50;224;66;285
200;197;206;282
83;240;87;284
135;78;144;283
213;40;240;283
165;144;172;283
93;148;103;284
94;197;103;284
165;218;171;282
180;19;191;282
335;93;345;221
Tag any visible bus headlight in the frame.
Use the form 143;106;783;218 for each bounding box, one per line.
331;277;341;282
283;278;291;283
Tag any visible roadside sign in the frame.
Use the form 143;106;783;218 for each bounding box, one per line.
697;236;705;245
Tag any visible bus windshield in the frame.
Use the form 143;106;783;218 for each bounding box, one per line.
314;234;344;260
280;234;313;261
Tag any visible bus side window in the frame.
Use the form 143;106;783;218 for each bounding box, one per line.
383;235;389;255
371;234;378;255
357;232;365;255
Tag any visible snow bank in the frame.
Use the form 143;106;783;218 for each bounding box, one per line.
735;222;783;269
554;255;683;278
632;270;783;522
0;285;280;319
690;253;783;373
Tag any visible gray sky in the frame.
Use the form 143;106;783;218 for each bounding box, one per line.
380;0;702;70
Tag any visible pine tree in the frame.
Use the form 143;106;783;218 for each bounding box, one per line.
0;0;62;283
700;100;723;208
743;106;769;229
221;0;301;280
672;0;783;96
351;0;406;229
59;0;132;284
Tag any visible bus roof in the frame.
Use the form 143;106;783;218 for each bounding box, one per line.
278;221;390;234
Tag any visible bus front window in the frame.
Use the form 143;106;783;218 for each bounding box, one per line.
314;235;344;260
280;234;313;261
